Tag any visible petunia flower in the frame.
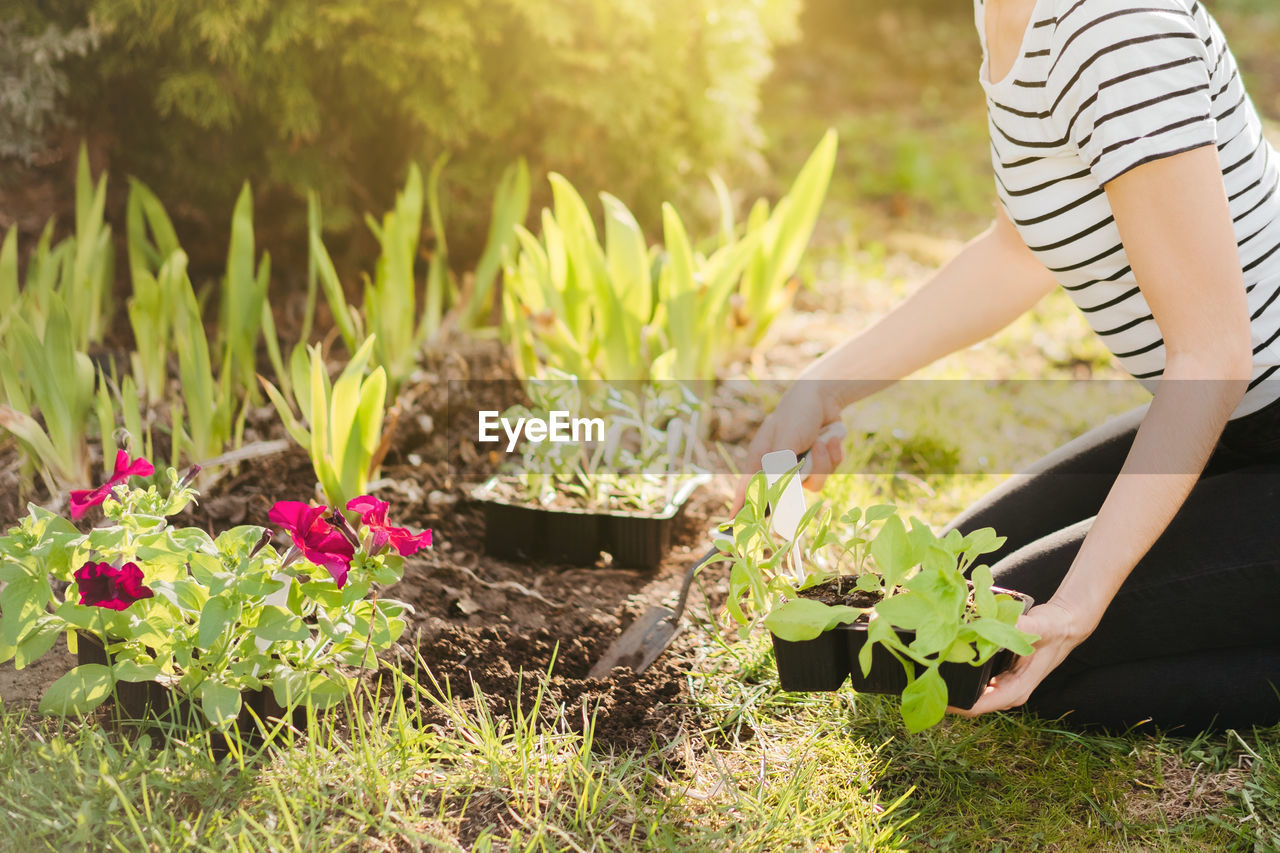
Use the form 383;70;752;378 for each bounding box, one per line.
267;501;356;588
75;561;155;611
68;451;155;520
346;496;433;556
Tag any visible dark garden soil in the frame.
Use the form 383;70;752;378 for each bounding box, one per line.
800;575;881;610
406;621;689;752
0;338;736;747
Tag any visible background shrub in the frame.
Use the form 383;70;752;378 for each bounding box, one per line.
0;16;97;165
16;0;798;265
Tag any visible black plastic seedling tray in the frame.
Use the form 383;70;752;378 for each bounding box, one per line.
472;475;709;570
771;588;1034;709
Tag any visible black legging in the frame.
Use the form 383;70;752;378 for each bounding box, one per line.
943;396;1280;733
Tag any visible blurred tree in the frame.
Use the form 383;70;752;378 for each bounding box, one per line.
8;0;800;268
0;16;98;166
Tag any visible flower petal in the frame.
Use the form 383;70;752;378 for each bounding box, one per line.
118;456;155;481
74;560;154;610
346;495;389;526
269;501;323;536
68;486;108;520
108;449;131;479
389;527;433;556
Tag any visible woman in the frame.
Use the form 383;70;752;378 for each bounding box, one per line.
741;0;1280;730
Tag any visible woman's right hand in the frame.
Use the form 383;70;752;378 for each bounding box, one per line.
731;383;846;513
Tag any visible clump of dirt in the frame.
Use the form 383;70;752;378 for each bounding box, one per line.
800;576;881;610
409;620;687;752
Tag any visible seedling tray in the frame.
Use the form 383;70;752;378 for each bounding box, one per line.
472;474;709;570
771;588;1034;709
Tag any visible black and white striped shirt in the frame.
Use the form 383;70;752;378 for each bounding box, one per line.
975;0;1280;415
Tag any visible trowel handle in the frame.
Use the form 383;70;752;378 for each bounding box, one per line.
666;543;720;625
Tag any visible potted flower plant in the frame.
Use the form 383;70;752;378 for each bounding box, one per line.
472;374;709;569
715;469;1037;732
0;451;429;735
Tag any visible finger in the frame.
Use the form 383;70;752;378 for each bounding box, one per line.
826;433;845;468
958;682;1015;716
947;676;1002;717
802;440;833;491
968;663;1039;715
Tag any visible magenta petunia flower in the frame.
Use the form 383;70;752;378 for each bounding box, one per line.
68;451;155;520
75;561;155;611
346;496;433;556
267;501;356;588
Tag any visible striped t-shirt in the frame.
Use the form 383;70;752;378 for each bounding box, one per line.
975;0;1280;416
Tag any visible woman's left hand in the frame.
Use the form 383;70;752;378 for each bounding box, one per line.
948;600;1089;717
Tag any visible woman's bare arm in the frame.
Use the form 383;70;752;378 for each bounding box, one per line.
802;206;1059;401
735;206;1059;506
961;144;1253;714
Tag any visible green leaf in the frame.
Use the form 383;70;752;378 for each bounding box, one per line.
237;572;285;598
969;617;1037;656
996;595;1028;624
199;680;243;728
944;640;977;664
299;581;342;608
855;573;882;593
254;606;310;643
307;674;350;709
113;660;162;682
972;564;997;619
311;224;359;355
14;616;62;669
197;597;237;650
764;598;862;642
39;664;113;716
869;514;915;589
901;666;948;732
872;593;933;631
858;635;875;677
864;504;897;522
1;576;49;646
961;527;1006;568
152;578;211;613
270;665;349;709
168;527;218;556
910;619;958;659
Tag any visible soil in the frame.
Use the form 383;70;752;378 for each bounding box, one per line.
405;620;688;752
0;644;76;709
799;575;882;611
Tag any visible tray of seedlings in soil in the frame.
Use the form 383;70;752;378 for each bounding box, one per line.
715;466;1037;732
472;376;710;570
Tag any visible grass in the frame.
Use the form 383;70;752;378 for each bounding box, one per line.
3;1;1280;849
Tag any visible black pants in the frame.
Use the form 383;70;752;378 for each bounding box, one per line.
943;397;1280;733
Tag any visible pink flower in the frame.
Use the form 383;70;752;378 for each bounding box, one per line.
346;496;433;556
68;451;154;520
268;501;356;588
75;561;154;611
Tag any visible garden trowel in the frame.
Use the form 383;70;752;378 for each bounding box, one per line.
588;423;847;678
